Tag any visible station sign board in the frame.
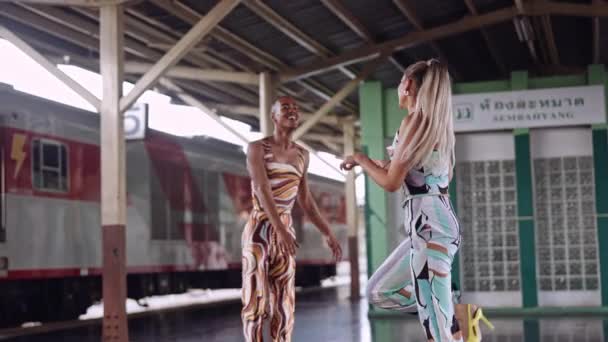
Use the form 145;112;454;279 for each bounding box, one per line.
453;85;606;132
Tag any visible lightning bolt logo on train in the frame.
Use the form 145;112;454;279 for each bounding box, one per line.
10;133;26;179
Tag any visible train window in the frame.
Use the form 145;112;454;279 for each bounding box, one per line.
32;139;69;192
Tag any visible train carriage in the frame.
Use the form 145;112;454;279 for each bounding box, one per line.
0;84;347;327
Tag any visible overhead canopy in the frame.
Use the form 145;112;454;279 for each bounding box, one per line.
1;0;607;153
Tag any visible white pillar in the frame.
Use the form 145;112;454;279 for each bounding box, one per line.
259;71;274;137
100;4;128;342
344;121;360;300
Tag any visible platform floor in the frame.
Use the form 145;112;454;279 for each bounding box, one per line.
6;286;608;341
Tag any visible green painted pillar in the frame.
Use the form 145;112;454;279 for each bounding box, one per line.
523;320;540;342
588;64;608;307
361;81;392;342
359;81;389;279
383;88;403;135
512;71;539;308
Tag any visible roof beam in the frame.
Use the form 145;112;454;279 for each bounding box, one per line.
320;0;406;72
241;0;356;80
120;0;241;113
124;62;259;84
292;55;387;140
392;0;461;80
463;0;508;76
149;0;357;114
0;25;101;111
280;6;518;82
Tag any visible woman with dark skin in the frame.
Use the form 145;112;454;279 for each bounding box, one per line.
241;96;342;342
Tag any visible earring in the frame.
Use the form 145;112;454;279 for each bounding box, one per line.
405;90;409;96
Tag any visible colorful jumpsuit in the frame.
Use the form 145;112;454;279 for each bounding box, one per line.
241;138;305;342
367;132;462;342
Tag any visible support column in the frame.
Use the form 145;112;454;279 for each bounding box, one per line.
359;81;388;284
100;4;128;342
512;70;538;308
344;120;360;300
588;64;608;307
360;82;391;340
259;72;274;137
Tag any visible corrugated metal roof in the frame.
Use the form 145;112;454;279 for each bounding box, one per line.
407;0;469;28
263;0;366;54
212;4;317;67
342;0;415;41
0;14;95;59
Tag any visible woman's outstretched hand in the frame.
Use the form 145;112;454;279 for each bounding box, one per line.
340;155;358;171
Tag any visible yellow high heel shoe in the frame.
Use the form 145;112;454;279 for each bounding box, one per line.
465;304;494;342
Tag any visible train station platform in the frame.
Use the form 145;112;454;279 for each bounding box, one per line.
4;285;607;342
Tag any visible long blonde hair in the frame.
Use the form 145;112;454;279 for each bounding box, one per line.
394;59;455;177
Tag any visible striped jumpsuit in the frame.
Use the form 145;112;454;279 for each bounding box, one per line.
367;131;463;342
241;138;305;342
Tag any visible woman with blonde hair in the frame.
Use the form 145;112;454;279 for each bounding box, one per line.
342;59;491;342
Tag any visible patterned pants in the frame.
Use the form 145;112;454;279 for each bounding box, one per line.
367;196;462;342
241;212;296;342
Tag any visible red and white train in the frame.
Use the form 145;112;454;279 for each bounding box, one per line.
0;83;347;327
